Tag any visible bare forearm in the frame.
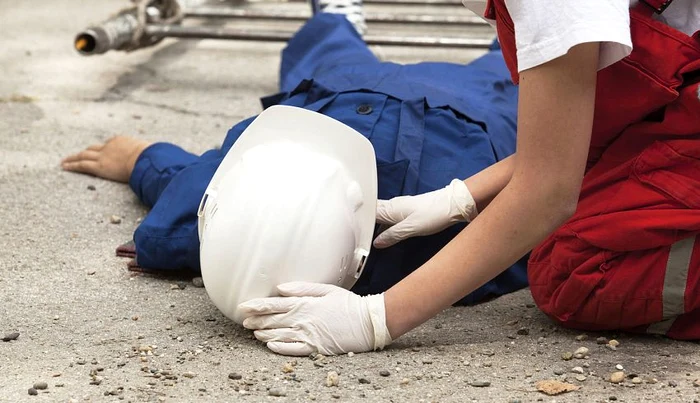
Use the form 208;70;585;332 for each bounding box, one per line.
384;179;572;337
464;154;515;212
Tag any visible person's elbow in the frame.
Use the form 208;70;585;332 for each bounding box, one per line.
540;181;580;230
510;175;581;232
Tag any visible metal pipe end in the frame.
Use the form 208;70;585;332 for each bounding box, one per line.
74;32;98;55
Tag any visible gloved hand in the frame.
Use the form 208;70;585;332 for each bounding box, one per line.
238;282;392;356
374;179;477;248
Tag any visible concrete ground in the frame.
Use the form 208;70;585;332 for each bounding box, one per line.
1;1;699;402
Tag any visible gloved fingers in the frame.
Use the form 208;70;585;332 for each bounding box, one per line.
372;219;416;249
375;198;413;225
266;341;315;356
276;282;341;297
242;312;295;330
252;328;303;343
238;296;302;316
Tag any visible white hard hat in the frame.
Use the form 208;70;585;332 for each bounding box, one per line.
197;105;378;324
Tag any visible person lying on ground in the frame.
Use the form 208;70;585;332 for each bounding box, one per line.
62;2;527;355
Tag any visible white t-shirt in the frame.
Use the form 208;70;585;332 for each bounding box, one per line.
463;0;700;73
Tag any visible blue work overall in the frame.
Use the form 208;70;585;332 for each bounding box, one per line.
128;13;528;304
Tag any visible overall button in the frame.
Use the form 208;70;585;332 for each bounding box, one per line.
356;104;373;115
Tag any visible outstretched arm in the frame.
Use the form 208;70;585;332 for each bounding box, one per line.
385;42;600;338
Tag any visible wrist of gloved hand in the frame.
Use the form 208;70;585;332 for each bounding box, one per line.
365;293;392;350
448;178;478;223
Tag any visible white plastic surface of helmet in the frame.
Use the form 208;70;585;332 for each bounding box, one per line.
197;105;378;324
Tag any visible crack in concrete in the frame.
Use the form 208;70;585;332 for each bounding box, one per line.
120;98;240;120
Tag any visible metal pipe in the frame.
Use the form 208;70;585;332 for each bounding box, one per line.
306;0;465;5
75;11;142;55
183;7;487;26
144;24;493;48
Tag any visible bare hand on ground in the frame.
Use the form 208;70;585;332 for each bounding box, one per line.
61;136;152;183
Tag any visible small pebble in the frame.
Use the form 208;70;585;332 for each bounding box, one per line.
561;352;573;361
87;185;96;191
400;378;410;385
554;369;565;376
610;371;625;383
110;215;122;224
571;367;584;374
326;371;340;387
228;373;242;380
28;388;38;396
358;378;371;384
517;328;529;335
575;375;587;382
282;362;295;373
87;270;96;275
379;370;390;377
269;388;286;397
575;334;588;341
347;352;355;357
615;364;623;371
469;380;491;387
608;339;620;347
668;380;678;387
574;347;589;359
596;337;609;344
33;382;48;390
331;392;341;399
693;379;700;387
631;377;642;384
2;332;19;342
609;397;618;401
192;277;205;288
182;372;196;378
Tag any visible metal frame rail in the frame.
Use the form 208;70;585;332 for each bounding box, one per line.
75;0;490;55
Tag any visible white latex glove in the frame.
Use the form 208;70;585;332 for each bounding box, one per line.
238;282;392;356
374;179;477;249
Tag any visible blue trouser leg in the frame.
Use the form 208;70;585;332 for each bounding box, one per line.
279;13;379;93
